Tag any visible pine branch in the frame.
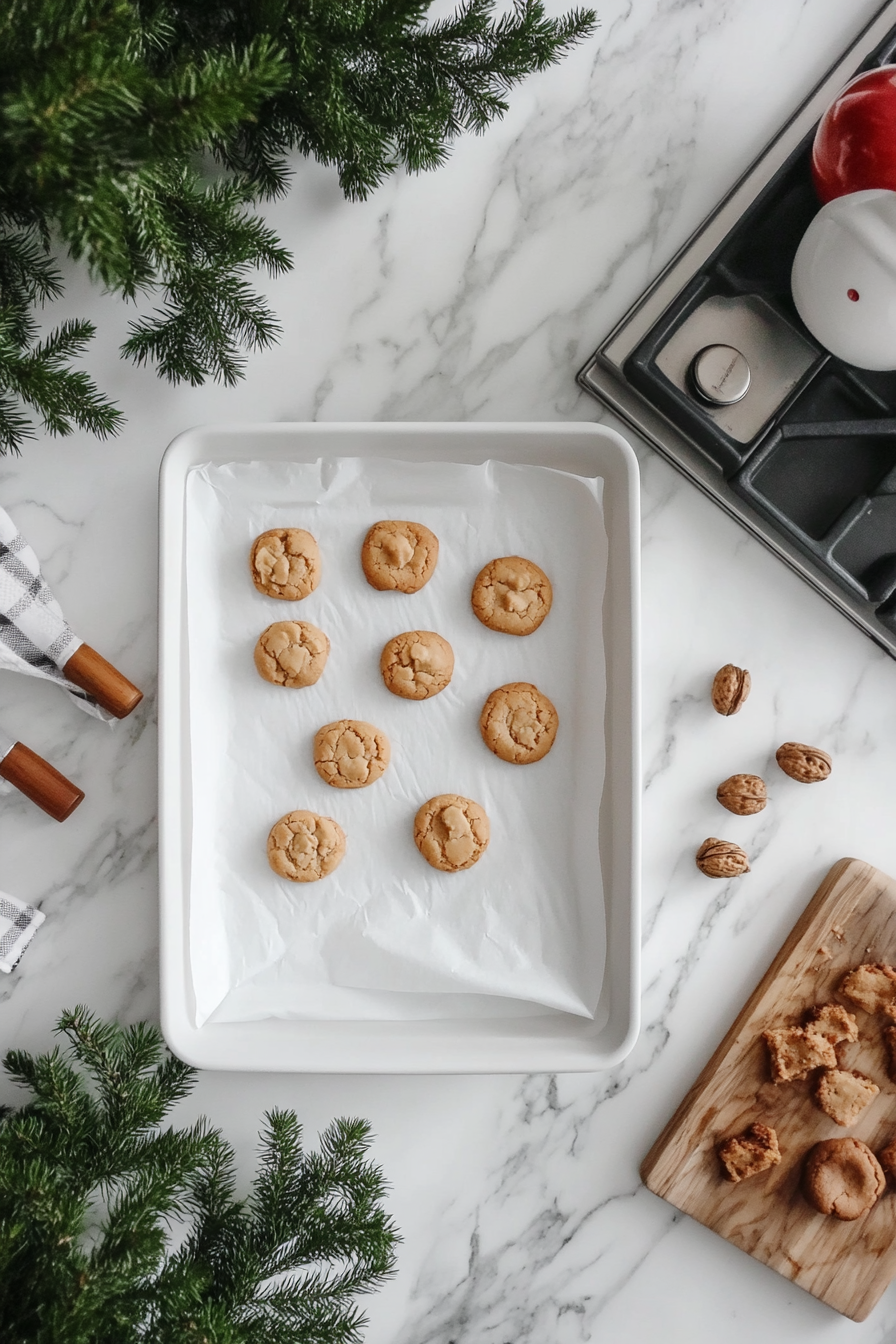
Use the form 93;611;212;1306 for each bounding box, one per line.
0;1011;400;1344
205;0;598;200
0;228;122;453
0;0;596;445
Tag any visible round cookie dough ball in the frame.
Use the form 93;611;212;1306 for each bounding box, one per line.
255;621;329;688
802;1138;885;1220
414;794;490;872
362;520;439;593
480;682;558;764
267;809;346;882
471;555;552;635
250;528;321;600
380;630;454;700
314;719;390;789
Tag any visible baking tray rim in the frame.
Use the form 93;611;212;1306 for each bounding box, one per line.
158;420;641;1073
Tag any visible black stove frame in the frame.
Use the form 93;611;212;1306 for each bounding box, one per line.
578;2;896;657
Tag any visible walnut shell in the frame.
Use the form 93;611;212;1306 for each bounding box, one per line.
775;741;832;783
717;773;767;816
696;837;750;878
711;664;751;716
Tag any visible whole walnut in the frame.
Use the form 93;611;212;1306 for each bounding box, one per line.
776;742;832;783
711;664;751;716
717;773;767;816
696;837;750;878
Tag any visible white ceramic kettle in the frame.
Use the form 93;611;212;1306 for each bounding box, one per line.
791;188;896;370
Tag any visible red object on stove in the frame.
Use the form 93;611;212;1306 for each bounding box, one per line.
813;66;896;203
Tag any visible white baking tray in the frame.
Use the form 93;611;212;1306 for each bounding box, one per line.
158;423;640;1071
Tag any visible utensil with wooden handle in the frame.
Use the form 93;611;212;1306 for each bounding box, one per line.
0;727;84;821
0;503;143;719
62;645;143;719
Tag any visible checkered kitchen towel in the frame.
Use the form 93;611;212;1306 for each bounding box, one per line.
0;889;44;973
0;503;110;719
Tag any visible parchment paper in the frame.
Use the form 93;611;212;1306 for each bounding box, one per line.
185;457;607;1025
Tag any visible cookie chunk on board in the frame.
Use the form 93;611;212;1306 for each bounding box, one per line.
878;1134;896;1184
763;1024;837;1082
471;555;552;636
803;1138;885;1220
361;520;439;593
479;682;558;764
814;1069;880;1127
313;720;390;789
839;963;896;1019
414;794;489;873
717;1123;781;1183
267;810;346;882
806;1002;859;1045
250;528;321;600
884;1024;896;1082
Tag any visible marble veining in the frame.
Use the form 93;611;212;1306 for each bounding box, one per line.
2;1;896;1340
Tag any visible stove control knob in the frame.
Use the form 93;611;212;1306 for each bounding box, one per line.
689;344;751;405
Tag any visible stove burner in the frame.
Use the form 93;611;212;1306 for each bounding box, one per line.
690;344;752;405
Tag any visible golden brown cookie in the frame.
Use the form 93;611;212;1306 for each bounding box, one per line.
814;1068;880;1126
414;794;489;872
479;683;558;764
763;1025;836;1083
839;963;896;1018
471;555;553;636
380;630;454;700
313;720;390;789
254;621;329;688
802;1138;885;1220
267;810;346;882
361;520;439;593
717;1123;781;1183
250;528;321;600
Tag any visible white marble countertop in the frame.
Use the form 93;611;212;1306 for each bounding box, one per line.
2;1;896;1338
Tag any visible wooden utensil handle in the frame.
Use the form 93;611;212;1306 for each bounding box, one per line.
0;742;85;822
64;644;143;719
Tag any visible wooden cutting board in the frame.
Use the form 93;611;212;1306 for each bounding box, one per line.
641;857;896;1322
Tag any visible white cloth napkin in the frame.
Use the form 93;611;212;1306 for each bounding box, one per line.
0;503;110;719
0;889;45;973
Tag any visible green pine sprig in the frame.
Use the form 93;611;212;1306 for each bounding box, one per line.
0;0;597;453
0;1007;399;1344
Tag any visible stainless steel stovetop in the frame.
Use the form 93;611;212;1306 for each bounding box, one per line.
578;1;896;659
